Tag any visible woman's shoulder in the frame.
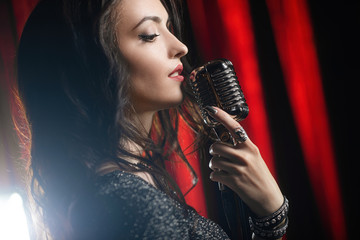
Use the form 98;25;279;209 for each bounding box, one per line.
93;170;184;218
94;170;188;219
69;170;190;239
95;170;160;196
92;170;230;239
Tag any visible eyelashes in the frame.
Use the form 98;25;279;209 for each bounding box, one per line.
137;22;175;43
138;33;160;42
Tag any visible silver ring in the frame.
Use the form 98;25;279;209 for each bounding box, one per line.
234;126;248;143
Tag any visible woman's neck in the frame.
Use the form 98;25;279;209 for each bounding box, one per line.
133;110;156;135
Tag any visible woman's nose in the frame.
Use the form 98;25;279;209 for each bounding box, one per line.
168;34;188;59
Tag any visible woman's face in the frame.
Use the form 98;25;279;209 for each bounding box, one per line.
115;0;188;113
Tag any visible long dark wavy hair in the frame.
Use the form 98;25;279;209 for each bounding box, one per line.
14;0;210;238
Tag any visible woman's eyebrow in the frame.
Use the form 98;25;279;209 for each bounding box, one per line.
132;16;162;30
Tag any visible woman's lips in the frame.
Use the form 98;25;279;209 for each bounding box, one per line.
169;64;184;82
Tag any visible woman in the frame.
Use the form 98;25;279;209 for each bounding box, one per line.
15;0;287;239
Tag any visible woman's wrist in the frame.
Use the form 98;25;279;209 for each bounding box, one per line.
248;196;289;240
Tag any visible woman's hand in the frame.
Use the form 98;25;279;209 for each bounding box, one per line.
207;106;284;217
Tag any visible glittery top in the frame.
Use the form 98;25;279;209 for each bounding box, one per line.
69;170;230;239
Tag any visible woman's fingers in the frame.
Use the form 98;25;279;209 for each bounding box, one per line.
209;156;240;173
209;142;239;161
205;106;251;146
209;170;232;185
209;140;257;167
208;156;249;194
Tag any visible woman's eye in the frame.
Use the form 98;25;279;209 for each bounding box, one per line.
138;33;160;42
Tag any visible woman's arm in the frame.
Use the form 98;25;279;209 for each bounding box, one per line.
205;106;288;239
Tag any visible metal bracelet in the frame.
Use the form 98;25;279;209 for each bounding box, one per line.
249;216;289;240
249;196;289;230
248;196;289;239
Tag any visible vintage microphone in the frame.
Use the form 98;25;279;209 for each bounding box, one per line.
188;59;251;240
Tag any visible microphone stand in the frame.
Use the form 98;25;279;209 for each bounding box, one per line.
212;124;252;240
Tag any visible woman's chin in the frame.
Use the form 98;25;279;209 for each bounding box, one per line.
157;95;185;111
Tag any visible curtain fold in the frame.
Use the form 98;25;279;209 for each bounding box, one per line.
187;0;276;177
265;1;346;239
166;117;207;217
187;0;347;239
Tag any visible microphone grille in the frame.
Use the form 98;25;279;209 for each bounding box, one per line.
189;59;249;126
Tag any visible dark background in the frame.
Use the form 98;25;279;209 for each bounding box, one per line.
249;1;359;239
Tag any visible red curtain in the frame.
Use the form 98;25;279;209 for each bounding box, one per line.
0;0;351;239
187;0;347;239
265;1;346;239
166;117;208;217
187;0;277;176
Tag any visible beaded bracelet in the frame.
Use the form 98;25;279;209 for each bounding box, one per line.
249;217;288;240
248;196;289;239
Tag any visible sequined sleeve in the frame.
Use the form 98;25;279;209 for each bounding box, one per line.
69;170;230;239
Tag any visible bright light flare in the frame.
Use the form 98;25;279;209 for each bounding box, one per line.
0;193;30;240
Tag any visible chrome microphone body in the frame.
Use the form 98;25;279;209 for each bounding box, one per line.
188;59;251;240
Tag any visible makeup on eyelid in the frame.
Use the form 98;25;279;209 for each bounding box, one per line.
138;33;160;42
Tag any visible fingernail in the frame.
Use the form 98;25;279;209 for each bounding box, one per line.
209;172;214;180
205;106;217;115
209;146;214;155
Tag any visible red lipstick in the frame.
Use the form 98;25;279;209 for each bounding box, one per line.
169;64;184;82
